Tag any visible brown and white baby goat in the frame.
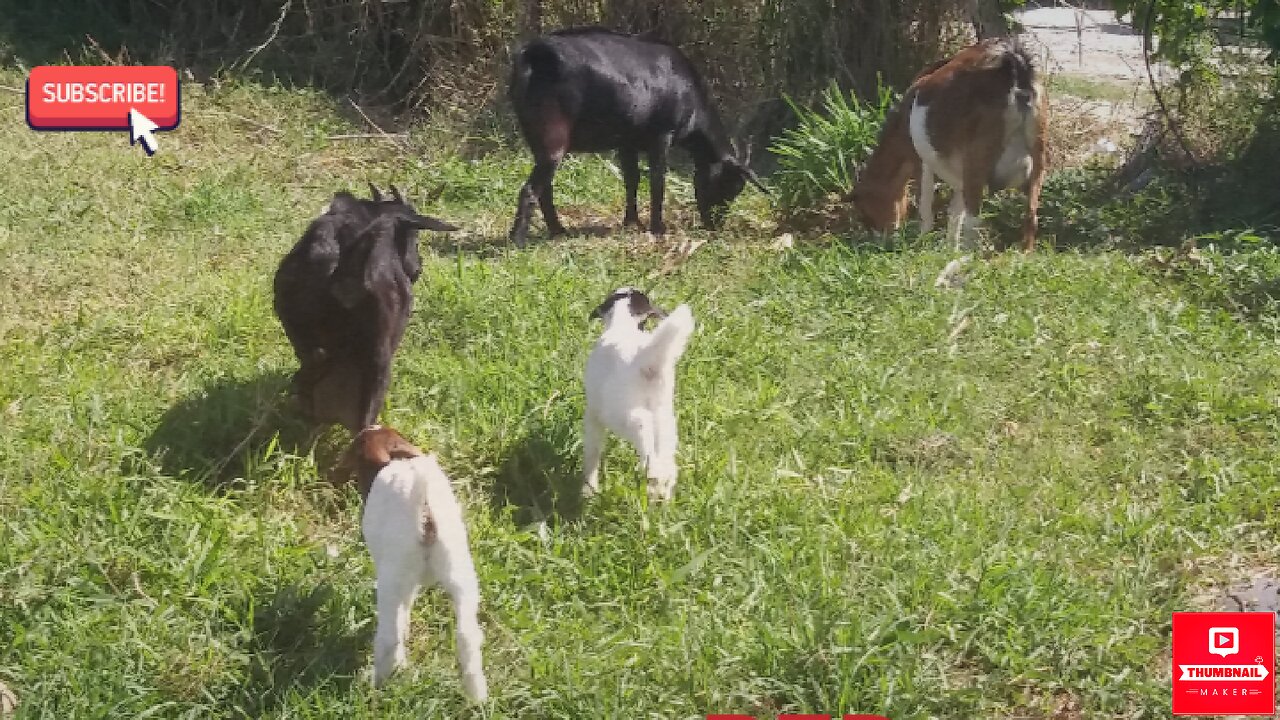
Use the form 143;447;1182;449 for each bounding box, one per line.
345;426;488;701
852;39;1048;250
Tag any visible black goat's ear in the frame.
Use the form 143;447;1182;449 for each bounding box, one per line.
389;185;405;204
368;183;384;202
408;213;460;232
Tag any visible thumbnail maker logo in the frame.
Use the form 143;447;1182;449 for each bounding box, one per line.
1209;627;1239;658
1172;612;1275;716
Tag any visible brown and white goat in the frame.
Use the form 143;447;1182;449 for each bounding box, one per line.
344;425;488;701
851;39;1048;250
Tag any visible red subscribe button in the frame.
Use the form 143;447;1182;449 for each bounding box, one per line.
26;66;180;131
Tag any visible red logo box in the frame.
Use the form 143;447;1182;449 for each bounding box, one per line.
26;66;180;131
1173;611;1275;716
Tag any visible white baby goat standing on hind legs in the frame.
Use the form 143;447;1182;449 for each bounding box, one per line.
345;425;488;702
583;288;695;502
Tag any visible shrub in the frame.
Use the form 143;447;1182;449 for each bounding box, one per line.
768;79;897;220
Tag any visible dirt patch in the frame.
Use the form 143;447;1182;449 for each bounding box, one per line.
1017;7;1154;83
1018;7;1155;164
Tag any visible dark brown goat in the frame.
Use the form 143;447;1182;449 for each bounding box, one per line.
273;185;458;431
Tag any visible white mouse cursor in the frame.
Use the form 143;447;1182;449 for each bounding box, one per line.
128;108;159;155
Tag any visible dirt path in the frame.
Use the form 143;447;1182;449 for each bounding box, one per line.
1016;7;1156;161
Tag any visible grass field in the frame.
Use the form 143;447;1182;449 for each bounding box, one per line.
2;71;1280;719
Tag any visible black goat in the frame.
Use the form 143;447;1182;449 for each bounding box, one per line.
507;26;768;246
273;184;458;431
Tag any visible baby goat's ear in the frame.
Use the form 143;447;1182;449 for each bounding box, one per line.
389;185;406;204
628;290;667;321
406;213;460;232
368;182;385;202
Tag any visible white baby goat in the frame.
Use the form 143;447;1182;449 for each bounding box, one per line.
346;425;488;702
583;287;695;502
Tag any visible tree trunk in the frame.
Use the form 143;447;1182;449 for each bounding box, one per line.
969;0;1010;38
521;0;541;39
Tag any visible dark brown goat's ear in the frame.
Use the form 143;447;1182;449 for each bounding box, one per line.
408;213;460;232
385;435;422;460
369;183;384;202
389;185;405;203
357;427;422;466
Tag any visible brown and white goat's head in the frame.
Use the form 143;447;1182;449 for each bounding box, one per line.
341;425;424;500
849;183;910;232
848;102;916;232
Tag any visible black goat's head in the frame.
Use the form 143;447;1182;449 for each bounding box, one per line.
693;145;769;230
365;182;461;232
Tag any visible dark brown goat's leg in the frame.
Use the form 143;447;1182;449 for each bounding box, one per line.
356;342;394;432
647;134;672;235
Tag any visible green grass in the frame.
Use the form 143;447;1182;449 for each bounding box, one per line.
2;70;1280;720
1046;73;1148;105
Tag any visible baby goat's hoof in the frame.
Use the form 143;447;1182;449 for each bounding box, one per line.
646;477;676;503
463;671;489;702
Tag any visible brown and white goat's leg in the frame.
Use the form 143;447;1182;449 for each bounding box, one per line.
1021;138;1047;252
918;163;936;235
944;187;966;250
958;146;996;251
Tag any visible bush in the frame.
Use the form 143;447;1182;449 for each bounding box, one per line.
768;79;896;219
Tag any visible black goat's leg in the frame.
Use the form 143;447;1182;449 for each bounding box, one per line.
647;134;673;236
619;147;642;229
533;159;567;238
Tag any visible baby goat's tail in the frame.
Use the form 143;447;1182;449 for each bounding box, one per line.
638;304;695;373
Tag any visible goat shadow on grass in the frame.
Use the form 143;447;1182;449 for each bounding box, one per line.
237;579;372;715
140;372;347;492
490;418;585;527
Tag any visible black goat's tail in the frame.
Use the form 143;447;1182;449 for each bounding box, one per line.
510;40;561;98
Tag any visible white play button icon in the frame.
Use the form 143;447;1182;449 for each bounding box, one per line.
1209;627;1240;657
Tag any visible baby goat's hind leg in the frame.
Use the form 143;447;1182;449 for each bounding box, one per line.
435;554;488;702
622;409;658;481
372;569;420;686
647;405;679;502
582;414;606;497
